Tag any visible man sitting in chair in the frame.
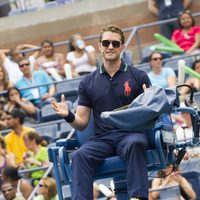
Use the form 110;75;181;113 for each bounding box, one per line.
52;25;151;200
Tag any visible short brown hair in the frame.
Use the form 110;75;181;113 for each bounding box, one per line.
99;25;125;44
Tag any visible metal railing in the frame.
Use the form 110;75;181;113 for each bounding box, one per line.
19;11;200;64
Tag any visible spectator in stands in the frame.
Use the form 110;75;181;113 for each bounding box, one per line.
16;57;56;107
147;0;192;39
2;166;33;199
33;177;58;200
5;87;36;116
0;111;8;130
0;64;13;102
1;182;18;200
66;33;97;76
151;165;196;200
23;131;49;186
180;59;200;94
148;52;177;88
171;10;200;55
35;40;66;81
4;109;35;167
0;136;16;188
0;44;40;84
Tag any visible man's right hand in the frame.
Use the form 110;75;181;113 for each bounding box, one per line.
52;94;69;117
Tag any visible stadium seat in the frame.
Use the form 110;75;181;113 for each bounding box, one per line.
122;50;133;66
48;105;199;199
136;63;151;73
34;122;58;143
149;184;181;200
48;114;177;199
55;78;82;103
57;120;73;139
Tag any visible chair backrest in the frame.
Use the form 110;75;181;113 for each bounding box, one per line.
76;115;95;147
75;113;173;149
34;122;58;142
122;50;133;66
55;77;82;102
159;184;181;200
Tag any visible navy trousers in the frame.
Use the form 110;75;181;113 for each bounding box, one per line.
71;131;148;200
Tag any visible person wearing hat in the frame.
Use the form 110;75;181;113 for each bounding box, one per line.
4;108;35;167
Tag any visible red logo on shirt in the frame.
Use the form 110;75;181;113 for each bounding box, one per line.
124;81;132;96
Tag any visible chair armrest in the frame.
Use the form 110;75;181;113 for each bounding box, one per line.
56;138;78;149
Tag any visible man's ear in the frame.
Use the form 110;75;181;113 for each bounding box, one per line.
121;44;125;51
98;42;102;52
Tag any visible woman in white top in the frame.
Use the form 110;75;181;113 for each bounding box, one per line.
66;33;97;76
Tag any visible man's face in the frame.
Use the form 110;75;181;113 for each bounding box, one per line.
99;31;124;63
1;183;16;200
6;114;16;129
18;59;31;76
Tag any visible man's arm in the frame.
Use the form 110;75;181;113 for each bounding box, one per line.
52;94;91;131
0;49;9;63
148;0;159;16
17;43;40;59
183;0;192;9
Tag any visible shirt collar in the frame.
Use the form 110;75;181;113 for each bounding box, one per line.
99;59;128;74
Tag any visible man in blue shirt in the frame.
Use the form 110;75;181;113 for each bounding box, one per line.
52;25;151;200
16;57;55;107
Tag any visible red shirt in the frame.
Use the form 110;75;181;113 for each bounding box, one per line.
171;26;200;51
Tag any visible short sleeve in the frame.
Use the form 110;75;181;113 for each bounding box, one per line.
166;67;176;77
78;78;92;108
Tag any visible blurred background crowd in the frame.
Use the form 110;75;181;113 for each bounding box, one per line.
0;0;200;199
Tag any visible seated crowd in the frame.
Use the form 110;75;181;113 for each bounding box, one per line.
0;8;200;199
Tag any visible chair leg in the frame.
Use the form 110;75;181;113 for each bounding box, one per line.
113;176;128;200
49;147;64;200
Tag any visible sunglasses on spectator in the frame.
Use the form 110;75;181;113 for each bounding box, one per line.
101;40;121;48
152;57;163;61
39;183;46;188
19;63;30;68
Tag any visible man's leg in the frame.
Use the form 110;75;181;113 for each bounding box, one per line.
71;139;114;200
116;132;148;199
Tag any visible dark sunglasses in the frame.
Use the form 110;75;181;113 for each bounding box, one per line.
19;63;30;68
101;40;121;48
39;183;46;188
152;57;163;61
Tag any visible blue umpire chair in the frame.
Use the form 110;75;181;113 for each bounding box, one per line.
48;105;199;200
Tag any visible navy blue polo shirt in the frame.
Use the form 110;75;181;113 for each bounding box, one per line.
78;60;151;135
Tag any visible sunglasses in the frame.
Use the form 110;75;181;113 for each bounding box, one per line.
152;57;163;61
19;63;30;68
101;40;121;48
39;183;46;188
